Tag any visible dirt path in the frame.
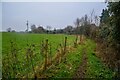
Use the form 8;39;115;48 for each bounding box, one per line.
73;49;88;78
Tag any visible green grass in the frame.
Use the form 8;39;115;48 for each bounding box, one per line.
43;39;116;78
85;39;115;78
0;32;2;78
2;32;76;78
2;32;75;56
43;45;84;78
2;32;116;78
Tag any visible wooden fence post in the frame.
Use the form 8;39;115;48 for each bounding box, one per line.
44;39;48;70
74;35;78;48
63;37;67;55
59;44;62;63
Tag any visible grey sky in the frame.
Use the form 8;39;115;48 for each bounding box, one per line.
2;2;107;31
0;2;2;31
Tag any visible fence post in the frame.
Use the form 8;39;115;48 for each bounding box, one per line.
25;44;31;78
74;35;78;48
49;43;52;65
80;35;82;44
59;44;62;63
63;37;67;55
44;39;48;70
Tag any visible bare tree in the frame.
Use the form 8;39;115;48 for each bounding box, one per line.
94;15;99;26
31;24;37;33
90;9;95;23
37;25;45;33
46;26;52;31
6;27;11;32
64;25;73;34
74;18;80;27
31;24;36;30
46;26;52;34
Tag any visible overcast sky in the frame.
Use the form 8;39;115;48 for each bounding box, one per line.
0;2;2;31
1;2;107;31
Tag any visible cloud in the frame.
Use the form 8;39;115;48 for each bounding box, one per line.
1;0;105;2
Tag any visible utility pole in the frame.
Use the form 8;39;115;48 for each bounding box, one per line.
26;20;29;32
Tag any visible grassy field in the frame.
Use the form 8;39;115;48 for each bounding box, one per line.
2;32;76;56
0;32;2;78
2;32;116;78
2;32;76;78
